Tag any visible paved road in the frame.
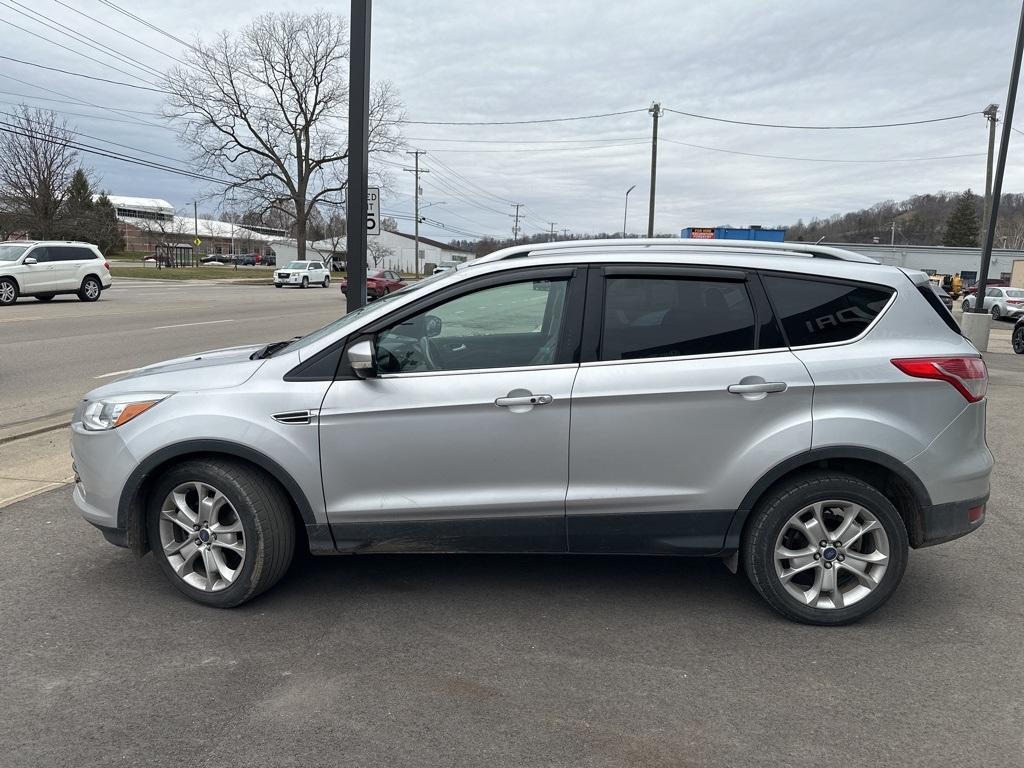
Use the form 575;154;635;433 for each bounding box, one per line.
0;279;345;438
1;356;1022;767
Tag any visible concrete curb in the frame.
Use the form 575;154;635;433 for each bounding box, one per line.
0;418;71;446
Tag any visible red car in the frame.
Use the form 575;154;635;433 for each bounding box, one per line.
339;269;407;300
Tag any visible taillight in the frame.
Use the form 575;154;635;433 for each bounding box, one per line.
103;261;110;270
891;356;988;403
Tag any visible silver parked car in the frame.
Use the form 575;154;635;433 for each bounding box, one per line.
961;285;1024;320
70;239;992;624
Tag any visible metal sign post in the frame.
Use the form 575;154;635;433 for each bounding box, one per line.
345;0;372;310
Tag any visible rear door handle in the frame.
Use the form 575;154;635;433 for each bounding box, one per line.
727;382;787;394
495;394;553;407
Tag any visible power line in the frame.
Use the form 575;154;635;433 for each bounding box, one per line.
0;54;168;93
405;135;648;144
0;99;172;130
399;107;648;126
413;140;650;154
0;90;158;115
2;0;165;81
47;0;190;66
94;0;200;55
662;107;980;130
660;137;986;163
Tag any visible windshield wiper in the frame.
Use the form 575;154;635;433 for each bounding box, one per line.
251;336;301;359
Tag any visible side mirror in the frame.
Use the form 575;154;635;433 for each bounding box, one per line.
424;315;442;338
23;256;37;265
347;339;376;378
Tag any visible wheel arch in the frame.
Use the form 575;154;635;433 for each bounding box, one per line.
117;439;332;557
725;447;933;551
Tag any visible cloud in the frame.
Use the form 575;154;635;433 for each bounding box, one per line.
2;0;1020;240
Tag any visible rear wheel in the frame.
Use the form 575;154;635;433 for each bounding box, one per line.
1013;325;1024;354
322;275;330;288
0;278;18;306
992;304;1002;320
962;300;971;312
146;459;295;608
743;472;908;625
35;293;55;302
78;276;101;302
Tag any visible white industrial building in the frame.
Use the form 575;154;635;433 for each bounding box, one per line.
312;229;476;274
820;242;1022;284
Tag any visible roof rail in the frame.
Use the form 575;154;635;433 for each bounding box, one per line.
470;238;879;266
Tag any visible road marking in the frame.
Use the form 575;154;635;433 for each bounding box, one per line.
0;315;44;323
94;367;143;379
151;319;235;330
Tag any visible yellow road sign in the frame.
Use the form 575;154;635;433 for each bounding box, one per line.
193;237;202;246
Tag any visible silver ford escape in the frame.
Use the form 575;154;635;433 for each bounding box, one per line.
70;239;992;624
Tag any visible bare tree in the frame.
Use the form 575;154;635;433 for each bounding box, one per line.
162;11;403;261
367;239;394;269
0;105;78;238
136;210;195;264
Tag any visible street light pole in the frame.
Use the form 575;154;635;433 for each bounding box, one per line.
623;184;636;238
345;0;371;310
647;102;662;238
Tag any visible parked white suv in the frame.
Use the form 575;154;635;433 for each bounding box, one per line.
0;241;112;305
274;260;330;288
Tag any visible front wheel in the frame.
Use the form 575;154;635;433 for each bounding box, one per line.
742;472;908;625
1013;325;1024;354
322;276;330;288
962;300;971;312
78;276;102;302
0;277;18;306
146;459;295;607
301;276;309;289
991;305;1001;320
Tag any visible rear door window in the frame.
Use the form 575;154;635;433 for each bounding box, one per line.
54;246;92;261
600;276;757;360
763;275;894;347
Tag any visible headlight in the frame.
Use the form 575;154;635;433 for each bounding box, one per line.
81;393;170;431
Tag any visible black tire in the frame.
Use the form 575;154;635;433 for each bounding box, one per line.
991;304;1001;320
146;459;296;608
35;293;55;302
0;277;18;306
301;276;309;289
78;275;102;302
1013;325;1024;354
962;300;971;312
322;276;330;288
742;472;908;625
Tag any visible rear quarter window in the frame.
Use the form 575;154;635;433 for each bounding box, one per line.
763;275;894;347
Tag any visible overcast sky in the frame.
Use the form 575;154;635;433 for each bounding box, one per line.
2;0;1022;241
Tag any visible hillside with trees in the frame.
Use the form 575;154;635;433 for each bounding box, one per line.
785;190;1024;248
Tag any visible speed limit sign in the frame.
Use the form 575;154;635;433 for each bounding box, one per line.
366;187;380;236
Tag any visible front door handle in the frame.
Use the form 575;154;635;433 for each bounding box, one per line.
495;394;553;407
728;381;787;394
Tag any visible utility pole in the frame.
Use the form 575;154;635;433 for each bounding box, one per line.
561;228;570;238
963;0;1024;354
405;150;428;277
193;201;198;266
890;220;895;247
512;203;523;241
647;102;662;238
548;222;557;241
345;0;372;310
982;104;999;240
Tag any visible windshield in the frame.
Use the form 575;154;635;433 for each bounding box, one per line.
271;271;450;357
1005;289;1024;298
285;261;308;269
0;244;28;262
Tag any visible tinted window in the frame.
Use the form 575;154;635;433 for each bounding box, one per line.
54;246;93;262
763;275;894;347
29;247;53;263
376;278;569;373
600;277;756;360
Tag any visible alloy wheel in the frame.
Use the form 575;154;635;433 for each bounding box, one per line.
158;482;246;592
84;280;100;299
0;280;15;304
773;500;890;610
1014;326;1024;354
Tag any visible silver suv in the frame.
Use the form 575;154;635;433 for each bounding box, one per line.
70;239;992;624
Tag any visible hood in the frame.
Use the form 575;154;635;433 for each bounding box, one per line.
86;344;266;399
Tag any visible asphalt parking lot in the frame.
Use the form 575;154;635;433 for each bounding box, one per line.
0;352;1022;767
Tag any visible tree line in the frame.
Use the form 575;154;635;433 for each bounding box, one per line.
0;106;125;254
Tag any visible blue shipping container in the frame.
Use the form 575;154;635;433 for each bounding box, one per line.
680;227;785;242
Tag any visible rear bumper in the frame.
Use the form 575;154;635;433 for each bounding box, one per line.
913;495;987;548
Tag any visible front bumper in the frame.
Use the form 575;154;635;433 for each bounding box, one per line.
914;495;987;548
274;273;305;285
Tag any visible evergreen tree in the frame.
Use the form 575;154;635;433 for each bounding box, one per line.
942;189;980;247
55;170;125;255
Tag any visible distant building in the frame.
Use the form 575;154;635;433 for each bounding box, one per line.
681;226;786;242
101;195;297;260
312;229;476;273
